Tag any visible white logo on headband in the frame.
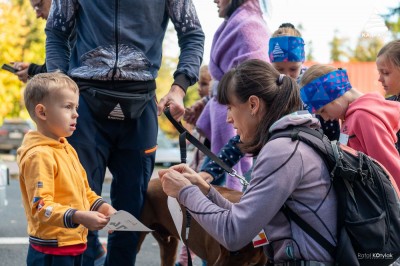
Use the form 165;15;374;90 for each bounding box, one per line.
272;43;285;58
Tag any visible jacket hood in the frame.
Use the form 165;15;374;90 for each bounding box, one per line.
17;131;67;164
269;111;321;133
346;93;400;141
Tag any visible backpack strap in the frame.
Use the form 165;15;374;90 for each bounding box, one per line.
271;127;337;256
269;127;336;175
282;205;336;257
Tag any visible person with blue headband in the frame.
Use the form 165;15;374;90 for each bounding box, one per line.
268;23;305;81
269;23;340;141
300;64;400;181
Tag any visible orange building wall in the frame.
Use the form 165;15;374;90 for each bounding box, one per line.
303;61;385;95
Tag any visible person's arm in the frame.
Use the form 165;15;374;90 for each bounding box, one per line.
28;63;47;76
12;62;30;83
167;0;205;91
12;61;47;83
162;140;304;251
68;146;117;222
81;164;116;217
159;165;233;210
183;96;210;125
20;151;81;228
45;0;78;72
157;0;205;120
71;210;110;231
317;116;340;141
201;135;244;182
69;146;114;215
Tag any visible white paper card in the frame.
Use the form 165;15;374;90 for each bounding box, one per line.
104;210;152;231
167;196;183;241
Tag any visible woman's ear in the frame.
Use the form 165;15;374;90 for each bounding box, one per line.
248;95;260;115
35;104;47;121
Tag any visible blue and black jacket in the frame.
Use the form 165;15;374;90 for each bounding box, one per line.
45;0;205;91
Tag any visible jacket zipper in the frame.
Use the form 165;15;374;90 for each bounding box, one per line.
64;146;86;203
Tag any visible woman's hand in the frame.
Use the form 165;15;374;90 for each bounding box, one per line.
159;164;211;196
199;171;214;183
159;168;191;198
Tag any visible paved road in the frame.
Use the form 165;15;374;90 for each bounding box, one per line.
0;159;202;266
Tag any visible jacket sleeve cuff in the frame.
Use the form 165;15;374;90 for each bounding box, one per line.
90;198;106;211
27;63;47;76
64;208;79;228
173;74;191;92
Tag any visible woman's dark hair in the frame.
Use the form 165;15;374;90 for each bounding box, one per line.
226;0;246;17
217;59;302;155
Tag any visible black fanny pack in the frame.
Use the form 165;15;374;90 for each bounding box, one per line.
81;87;155;120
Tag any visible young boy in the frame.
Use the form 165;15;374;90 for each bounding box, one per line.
183;65;212;126
300;65;400;185
17;72;116;266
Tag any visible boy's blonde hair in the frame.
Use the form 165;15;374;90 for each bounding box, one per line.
24;72;78;119
377;40;400;70
200;65;210;77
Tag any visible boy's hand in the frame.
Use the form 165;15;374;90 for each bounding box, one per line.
97;203;117;217
72;210;110;231
183;99;206;125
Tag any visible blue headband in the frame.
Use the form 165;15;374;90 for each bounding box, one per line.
269;36;305;62
300;69;352;113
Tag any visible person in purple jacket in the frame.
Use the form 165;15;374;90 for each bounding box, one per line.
159;59;338;265
195;0;270;192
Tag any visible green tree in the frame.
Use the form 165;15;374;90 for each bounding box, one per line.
0;1;194;136
382;5;400;38
306;40;314;61
350;36;384;62
0;0;45;122
329;30;350;62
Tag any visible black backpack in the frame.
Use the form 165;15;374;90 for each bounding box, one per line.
269;127;400;266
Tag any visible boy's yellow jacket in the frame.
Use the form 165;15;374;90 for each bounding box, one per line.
17;131;105;247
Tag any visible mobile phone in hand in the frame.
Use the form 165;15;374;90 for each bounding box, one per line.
1;64;18;74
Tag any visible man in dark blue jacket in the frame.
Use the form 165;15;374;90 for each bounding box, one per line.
45;1;204;265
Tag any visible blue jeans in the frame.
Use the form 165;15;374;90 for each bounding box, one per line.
68;94;157;266
27;245;83;266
